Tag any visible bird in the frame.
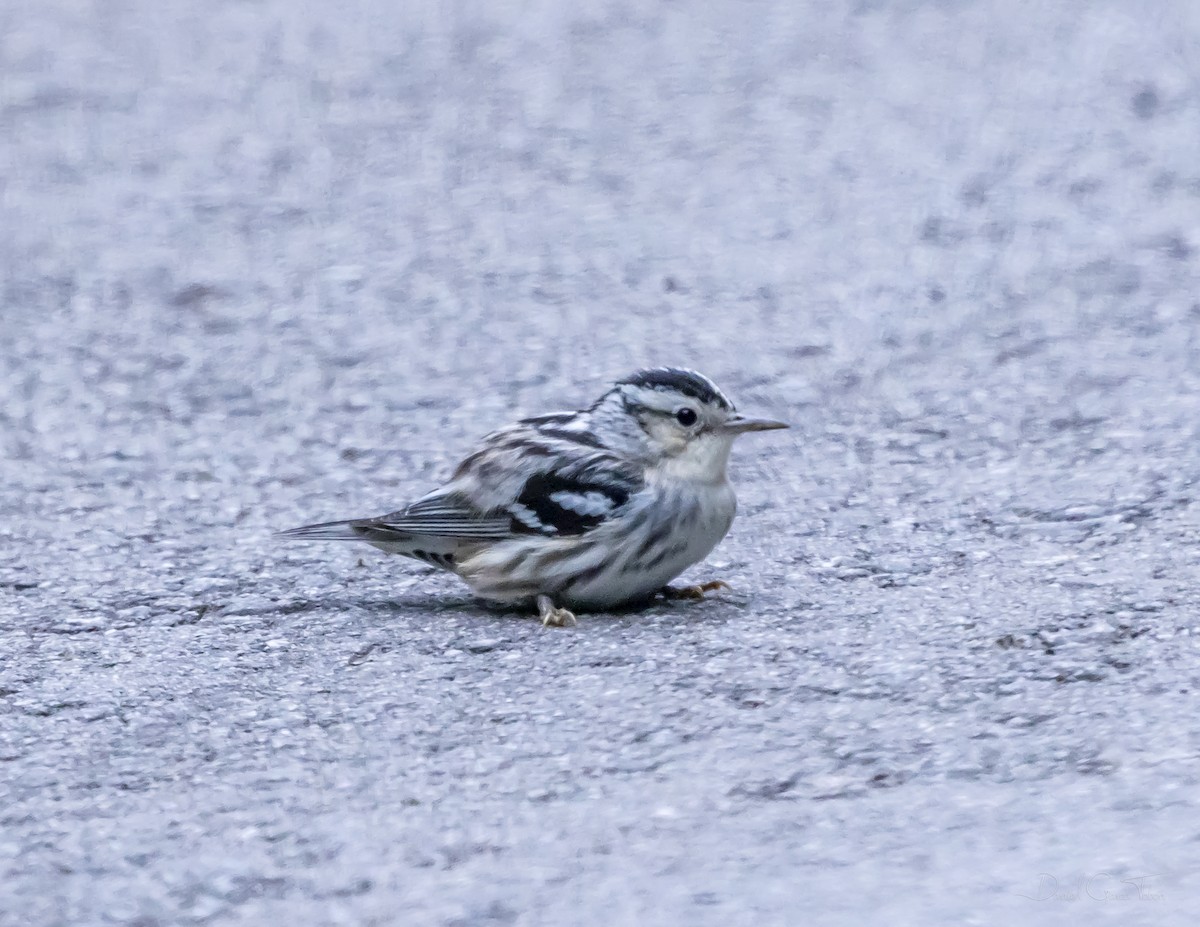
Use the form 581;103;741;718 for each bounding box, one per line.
277;367;788;626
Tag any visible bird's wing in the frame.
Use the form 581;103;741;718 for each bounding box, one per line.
500;466;640;536
363;453;642;541
279;421;644;543
445;419;646;538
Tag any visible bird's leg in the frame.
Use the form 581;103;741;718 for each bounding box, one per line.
660;580;732;601
536;594;577;628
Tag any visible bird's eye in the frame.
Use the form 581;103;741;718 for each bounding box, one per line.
675;407;698;427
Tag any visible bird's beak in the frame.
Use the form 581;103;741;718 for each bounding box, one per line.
719;414;790;434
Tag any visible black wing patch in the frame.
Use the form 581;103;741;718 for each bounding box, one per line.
508;472;632;536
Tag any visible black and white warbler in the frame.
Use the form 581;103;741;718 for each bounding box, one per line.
278;367;787;626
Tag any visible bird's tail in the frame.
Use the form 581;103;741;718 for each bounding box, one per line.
275;520;364;541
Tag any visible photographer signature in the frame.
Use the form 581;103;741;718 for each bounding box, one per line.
1013;873;1163;902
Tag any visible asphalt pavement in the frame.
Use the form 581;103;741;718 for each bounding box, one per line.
3;1;1200;924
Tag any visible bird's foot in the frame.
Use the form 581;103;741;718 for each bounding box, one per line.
660;580;732;601
537;594;577;628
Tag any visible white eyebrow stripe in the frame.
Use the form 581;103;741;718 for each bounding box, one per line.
620;384;679;414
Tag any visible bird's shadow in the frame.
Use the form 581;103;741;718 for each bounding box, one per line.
275;591;602;618
273;587;747;627
96;577;746;638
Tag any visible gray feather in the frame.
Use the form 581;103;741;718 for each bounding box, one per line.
278;400;650;549
363;493;513;540
278;491;512;543
275;521;362;541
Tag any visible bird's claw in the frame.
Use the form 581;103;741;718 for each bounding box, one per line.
537;594;577;628
661;580;732;601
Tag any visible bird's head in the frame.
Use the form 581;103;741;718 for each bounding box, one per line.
594;367;788;483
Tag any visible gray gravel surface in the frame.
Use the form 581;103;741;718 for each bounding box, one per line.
4;1;1200;924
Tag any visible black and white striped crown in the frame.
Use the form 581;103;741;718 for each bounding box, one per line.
616;367;734;411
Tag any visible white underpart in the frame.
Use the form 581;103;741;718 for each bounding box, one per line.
549;490;615;516
566;483;736;608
